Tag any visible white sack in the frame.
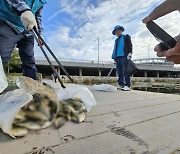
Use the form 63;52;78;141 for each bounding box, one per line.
93;84;117;92
56;84;97;112
0;57;8;93
0;89;33;135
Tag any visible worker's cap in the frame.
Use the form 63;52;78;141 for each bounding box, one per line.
112;25;125;35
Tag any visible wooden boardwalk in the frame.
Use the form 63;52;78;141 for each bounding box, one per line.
0;80;180;154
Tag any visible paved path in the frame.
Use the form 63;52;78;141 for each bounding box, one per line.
0;80;180;154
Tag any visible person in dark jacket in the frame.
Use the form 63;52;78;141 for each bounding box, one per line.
0;0;46;80
112;25;133;91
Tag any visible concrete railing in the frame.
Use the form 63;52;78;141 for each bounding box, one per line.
35;57;113;65
36;57;173;65
35;57;180;71
133;58;173;65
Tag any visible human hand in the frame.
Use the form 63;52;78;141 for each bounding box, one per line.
155;42;180;64
142;0;180;24
21;10;38;31
127;53;132;60
142;16;151;24
38;35;44;46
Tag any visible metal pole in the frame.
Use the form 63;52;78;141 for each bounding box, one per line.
98;37;100;64
148;44;150;59
94;37;100;65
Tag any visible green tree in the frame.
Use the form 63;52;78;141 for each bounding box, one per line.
5;48;21;73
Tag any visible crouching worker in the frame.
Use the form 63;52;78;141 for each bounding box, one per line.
0;0;46;80
112;25;133;91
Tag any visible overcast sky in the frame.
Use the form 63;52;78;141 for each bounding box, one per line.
34;0;180;62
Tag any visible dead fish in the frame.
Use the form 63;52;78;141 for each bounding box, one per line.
57;112;67;117
71;112;86;123
77;105;87;113
49;100;58;114
9;127;28;138
39;100;51;119
28;104;37;111
14;110;26;121
63;105;76;113
54;117;66;128
65;98;86;111
15;122;41;130
62;110;72;121
74;103;86;111
41;121;52;129
25;111;49;121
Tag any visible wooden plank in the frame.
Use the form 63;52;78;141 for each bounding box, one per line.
30;103;180;154
86;101;180;127
0;127;60;154
56;100;180;146
91;89;179;106
45;132;148;154
57;121;108;144
126;112;180;154
88;96;180;117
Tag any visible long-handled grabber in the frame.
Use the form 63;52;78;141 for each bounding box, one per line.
31;29;73;89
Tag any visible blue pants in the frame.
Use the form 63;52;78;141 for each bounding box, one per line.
0;21;37;80
116;56;131;87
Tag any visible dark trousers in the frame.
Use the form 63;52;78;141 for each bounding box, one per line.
0;22;37;80
116;56;130;87
54;77;57;83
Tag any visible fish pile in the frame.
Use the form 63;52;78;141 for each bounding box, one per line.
10;96;87;138
10;94;58;138
0;77;88;138
55;98;87;128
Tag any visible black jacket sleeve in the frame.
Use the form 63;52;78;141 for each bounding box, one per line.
126;34;133;54
35;6;43;34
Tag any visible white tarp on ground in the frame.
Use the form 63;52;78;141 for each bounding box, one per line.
56;84;97;112
0;89;33;136
93;84;117;92
0;57;8;93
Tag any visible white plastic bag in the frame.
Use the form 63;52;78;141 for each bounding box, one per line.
93;84;117;92
0;57;8;93
0;89;33;135
56;84;97;112
15;76;57;100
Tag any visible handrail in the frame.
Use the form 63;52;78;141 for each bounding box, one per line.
35;57;113;64
36;57;172;65
35;57;180;69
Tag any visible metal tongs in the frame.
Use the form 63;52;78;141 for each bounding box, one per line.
31;28;74;89
146;21;176;50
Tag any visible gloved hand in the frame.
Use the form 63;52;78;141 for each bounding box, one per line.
38;35;44;46
127;53;132;60
21;10;38;31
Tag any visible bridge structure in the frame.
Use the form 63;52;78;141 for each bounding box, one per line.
35;58;180;78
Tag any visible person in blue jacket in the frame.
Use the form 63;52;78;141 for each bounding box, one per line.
52;69;58;83
0;0;46;80
112;25;133;91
